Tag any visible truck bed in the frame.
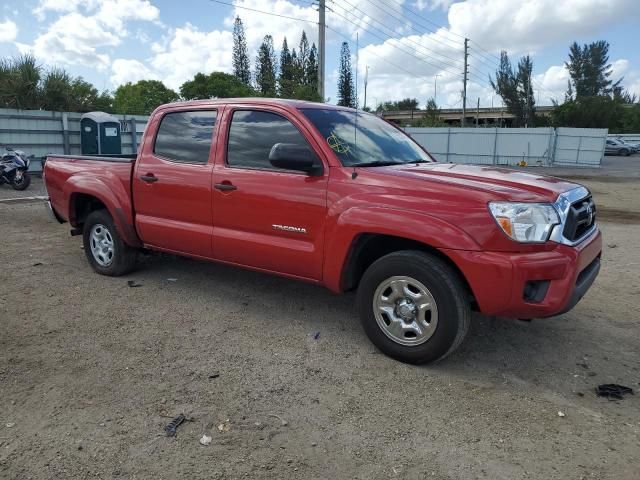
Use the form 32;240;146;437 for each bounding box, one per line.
44;154;138;238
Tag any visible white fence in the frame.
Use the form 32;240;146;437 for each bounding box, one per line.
554;128;608;166
405;127;609;167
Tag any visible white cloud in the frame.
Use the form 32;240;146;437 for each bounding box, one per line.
97;0;159;32
110;58;158;85
447;0;640;54
0;19;17;42
111;22;234;90
413;0;454;11
611;59;629;80
149;24;233;90
16;13;117;69
33;0;96;20
21;0;159;70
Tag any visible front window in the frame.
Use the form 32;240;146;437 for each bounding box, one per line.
300;108;432;167
227;110;319;171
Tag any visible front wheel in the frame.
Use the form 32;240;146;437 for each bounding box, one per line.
82;209;137;276
12;172;31;190
356;251;471;364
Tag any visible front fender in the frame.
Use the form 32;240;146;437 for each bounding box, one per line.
63;172;141;247
323;206;481;292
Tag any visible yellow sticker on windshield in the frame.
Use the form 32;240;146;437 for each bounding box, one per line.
327;132;350;154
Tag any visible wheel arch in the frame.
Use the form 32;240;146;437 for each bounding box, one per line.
340;233;477;308
66;186;142;248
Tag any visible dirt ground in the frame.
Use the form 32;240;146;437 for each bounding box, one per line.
1;164;639;479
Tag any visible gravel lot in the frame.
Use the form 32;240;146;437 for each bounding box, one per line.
1;165;639;479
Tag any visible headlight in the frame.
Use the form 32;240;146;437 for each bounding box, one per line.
489;202;560;243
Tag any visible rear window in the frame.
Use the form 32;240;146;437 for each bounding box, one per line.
154;110;217;163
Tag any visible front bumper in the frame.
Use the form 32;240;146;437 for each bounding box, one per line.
442;229;602;319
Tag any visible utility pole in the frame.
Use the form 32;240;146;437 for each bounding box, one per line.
434;74;440;105
525;58;532;128
363;65;369;110
462;37;469;127
318;0;326;100
476;97;480;127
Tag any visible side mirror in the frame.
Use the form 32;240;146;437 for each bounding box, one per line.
269;143;322;175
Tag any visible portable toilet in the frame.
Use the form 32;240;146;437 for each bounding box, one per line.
80;112;122;155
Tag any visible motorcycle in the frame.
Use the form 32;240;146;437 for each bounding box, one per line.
0;146;33;191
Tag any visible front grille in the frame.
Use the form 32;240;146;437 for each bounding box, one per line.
563;195;596;242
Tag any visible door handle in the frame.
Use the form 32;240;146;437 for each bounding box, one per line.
214;182;237;191
140;174;158;183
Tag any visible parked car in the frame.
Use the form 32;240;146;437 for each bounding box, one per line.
605;138;633;156
43;99;602;364
614;137;640;153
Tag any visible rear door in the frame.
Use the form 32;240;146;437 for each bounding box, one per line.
133;108;218;258
211;107;328;281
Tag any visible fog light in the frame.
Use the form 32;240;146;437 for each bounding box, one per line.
523;280;550;303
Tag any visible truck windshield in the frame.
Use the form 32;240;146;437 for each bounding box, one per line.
300;108;432;167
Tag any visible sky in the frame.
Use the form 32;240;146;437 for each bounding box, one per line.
0;0;639;109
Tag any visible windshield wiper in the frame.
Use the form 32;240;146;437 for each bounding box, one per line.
353;159;431;167
352;160;404;168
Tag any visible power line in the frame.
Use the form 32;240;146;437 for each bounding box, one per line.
332;1;464;74
374;0;503;60
329;8;465;79
351;0;497;82
382;0;561;103
362;0;463;51
330;5;492;86
324;24;436;86
208;0;318;24
335;0;465;70
470;40;501;62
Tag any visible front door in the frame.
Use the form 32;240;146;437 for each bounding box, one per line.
212;107;328;281
133;108;218;258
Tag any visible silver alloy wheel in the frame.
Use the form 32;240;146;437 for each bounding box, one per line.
89;223;115;267
373;275;438;346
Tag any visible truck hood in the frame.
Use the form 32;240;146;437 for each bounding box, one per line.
370;162;580;202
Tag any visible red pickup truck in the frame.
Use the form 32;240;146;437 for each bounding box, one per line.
44;99;602;364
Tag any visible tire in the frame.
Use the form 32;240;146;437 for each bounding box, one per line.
621;148;631;157
12;172;31;190
82;209;137;276
356;250;471;364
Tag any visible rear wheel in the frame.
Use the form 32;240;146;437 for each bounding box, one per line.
356;250;470;364
83;209;137;276
12;172;30;190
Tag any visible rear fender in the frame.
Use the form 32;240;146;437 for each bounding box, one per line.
63;172;141;247
324;206;481;292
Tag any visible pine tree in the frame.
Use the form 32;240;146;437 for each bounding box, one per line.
306;43;318;91
517;55;536;127
255;35;277;97
490;51;535;127
337;42;355;107
565;40;621;97
297;31;310;84
278;37;295;98
291;48;301;86
232;16;251;86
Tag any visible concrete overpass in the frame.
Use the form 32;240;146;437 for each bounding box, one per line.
381;105;555;127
